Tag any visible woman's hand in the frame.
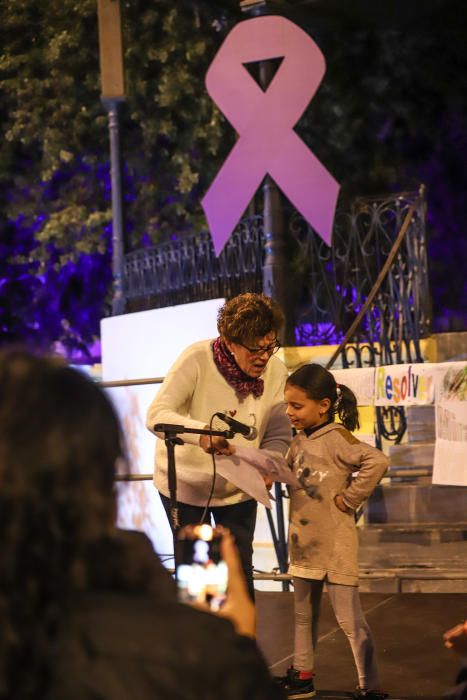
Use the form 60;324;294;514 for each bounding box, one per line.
215;526;256;638
199;433;235;455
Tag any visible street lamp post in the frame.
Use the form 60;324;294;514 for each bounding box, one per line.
97;0;126;316
240;0;290;589
240;1;290;344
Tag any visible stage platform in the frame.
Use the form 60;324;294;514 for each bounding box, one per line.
256;591;466;699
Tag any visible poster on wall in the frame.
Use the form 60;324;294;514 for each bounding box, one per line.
432;362;467;487
332;367;375;406
374;364;436;406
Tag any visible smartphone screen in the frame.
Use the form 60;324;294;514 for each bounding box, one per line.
176;524;228;611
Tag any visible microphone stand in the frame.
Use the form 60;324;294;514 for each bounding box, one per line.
153;423;234;562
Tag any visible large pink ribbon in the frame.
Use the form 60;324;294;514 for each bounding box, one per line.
201;15;340;256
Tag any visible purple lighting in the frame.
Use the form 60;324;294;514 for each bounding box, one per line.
0;158;112;361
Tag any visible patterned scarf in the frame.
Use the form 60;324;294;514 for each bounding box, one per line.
212;337;264;399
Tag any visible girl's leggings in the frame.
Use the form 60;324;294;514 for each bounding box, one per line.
293;576;381;691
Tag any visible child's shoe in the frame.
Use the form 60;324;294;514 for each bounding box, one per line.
278;667;316;699
352;689;389;700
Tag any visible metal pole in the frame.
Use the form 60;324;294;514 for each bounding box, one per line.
262;173;287;306
258;56;290;592
97;0;126;316
239;1;290;589
103;98;125;315
239;3;289;331
259;60;289;342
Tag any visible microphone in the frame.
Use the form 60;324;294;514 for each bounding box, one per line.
215;413;258;441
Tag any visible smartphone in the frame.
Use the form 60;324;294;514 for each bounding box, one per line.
176;524;228;611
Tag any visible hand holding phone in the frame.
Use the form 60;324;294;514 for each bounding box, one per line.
176;524;256;638
176;524;228;612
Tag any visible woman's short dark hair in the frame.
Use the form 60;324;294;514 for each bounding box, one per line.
217;293;284;345
0;349;125;697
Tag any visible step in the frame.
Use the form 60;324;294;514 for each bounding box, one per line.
430;331;467;361
405;405;436;443
388;441;435;468
386;467;432;483
359;566;467;593
405;405;435;425
359;525;467;572
359;524;467;545
365;484;467;523
405;424;436;443
252;567;467;594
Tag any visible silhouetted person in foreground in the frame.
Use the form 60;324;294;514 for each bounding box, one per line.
0;349;283;700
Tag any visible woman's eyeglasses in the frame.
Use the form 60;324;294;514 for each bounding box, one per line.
236;340;281;357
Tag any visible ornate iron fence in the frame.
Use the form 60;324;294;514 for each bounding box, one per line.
293;188;431;367
123;217;264;311
123;188;431;371
284;188;430;446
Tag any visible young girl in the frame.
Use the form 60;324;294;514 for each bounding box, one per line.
277;364;389;700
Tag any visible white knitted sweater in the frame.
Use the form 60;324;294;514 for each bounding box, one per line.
146;339;291;506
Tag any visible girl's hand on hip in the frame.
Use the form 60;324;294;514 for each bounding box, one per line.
334;494;353;514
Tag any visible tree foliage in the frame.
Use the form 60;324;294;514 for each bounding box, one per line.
0;0;466;354
298;21;467;331
0;0;239;354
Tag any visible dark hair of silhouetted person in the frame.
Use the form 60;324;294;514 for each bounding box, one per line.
0;349;130;698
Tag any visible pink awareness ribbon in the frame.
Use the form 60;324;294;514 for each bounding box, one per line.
201;15;340;256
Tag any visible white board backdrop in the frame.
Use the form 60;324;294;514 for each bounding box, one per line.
101;299;225;561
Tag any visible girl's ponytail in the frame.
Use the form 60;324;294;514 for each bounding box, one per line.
336;383;360;432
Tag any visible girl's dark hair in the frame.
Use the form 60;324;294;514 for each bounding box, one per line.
286;363;360;431
0;350;127;698
217;292;284;345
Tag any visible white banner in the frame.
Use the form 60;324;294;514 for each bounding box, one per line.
374;363;436;406
331;367;375;406
432;363;467;486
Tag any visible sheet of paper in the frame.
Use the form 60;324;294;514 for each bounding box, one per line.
234;445;299;487
332;367;375;406
216;445;298;508
433;362;467;486
215;453;272;508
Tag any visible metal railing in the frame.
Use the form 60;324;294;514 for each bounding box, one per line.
294;186;430;365
122;188;431;368
123;218;263;311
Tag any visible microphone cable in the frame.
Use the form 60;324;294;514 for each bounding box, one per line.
199;412;219;525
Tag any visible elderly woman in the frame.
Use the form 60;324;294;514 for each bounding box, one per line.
147;292;292;597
